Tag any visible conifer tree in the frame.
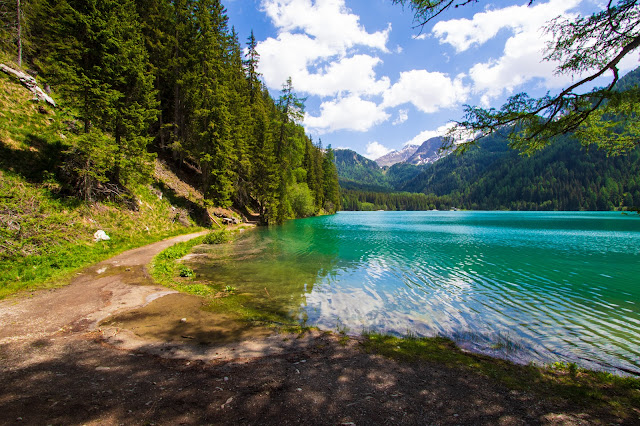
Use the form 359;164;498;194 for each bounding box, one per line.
185;0;234;206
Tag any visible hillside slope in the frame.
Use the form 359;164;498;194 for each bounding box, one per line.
0;65;209;298
334;149;391;190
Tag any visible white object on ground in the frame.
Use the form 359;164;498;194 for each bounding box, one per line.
93;230;110;242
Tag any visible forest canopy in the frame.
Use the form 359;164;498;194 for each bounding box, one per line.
0;0;340;224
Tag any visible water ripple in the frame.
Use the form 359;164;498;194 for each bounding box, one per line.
193;211;640;375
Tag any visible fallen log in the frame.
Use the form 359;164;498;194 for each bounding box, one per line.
0;63;56;107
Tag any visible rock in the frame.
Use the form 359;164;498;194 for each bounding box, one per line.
93;230;110;242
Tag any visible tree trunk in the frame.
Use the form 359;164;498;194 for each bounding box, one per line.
16;0;21;67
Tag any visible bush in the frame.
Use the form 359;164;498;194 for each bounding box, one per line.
202;229;230;244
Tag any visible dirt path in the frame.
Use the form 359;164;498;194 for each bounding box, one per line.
0;233;630;425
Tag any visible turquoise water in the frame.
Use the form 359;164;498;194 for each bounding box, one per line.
191;211;640;374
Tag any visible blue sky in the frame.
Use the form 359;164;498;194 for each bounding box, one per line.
224;0;638;159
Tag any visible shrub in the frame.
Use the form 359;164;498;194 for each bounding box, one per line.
179;267;195;278
202;229;230;244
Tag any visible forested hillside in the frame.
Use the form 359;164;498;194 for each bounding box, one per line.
401;134;640;210
334;148;425;192
2;0;339;225
334;149;390;190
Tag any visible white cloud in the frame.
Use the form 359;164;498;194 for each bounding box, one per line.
304;55;391;97
257;0;394;133
382;70;469;113
393;109;409;125
404;123;456;146
414;33;428;40
432;0;581;53
433;0;586;101
365;141;392;160
257;0;391;96
304;95;390;133
261;0;389;52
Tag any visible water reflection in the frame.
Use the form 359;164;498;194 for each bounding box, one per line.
189;211;640;375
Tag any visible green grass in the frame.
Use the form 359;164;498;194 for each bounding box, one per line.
360;331;640;420
202;229;231;244
0;65;203;299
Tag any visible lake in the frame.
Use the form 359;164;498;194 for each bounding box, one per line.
189;211;640;375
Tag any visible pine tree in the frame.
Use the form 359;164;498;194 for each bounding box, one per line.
322;145;340;213
184;0;234;206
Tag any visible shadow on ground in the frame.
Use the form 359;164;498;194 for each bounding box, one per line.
0;332;605;426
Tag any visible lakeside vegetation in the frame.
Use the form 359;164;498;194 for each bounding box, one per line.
0;66;205;299
150;229;311;332
0;0;341;298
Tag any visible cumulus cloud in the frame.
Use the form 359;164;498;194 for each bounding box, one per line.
404;123;456;146
382;70;469;113
393;109;409;125
365;141;392;160
304;95;391;133
432;0;586;101
257;0;390;96
262;0;389;52
257;0;395;133
432;0;581;53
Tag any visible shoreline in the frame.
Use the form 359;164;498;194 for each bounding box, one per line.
0;231;638;424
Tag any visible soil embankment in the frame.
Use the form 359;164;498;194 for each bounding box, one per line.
0;233;634;425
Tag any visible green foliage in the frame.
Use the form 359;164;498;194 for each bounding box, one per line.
289;182;316;218
202;229;230;244
0;72;201;299
15;0;340;224
179;266;194;277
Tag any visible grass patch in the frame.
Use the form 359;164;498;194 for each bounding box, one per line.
360;332;640;420
202;229;231;244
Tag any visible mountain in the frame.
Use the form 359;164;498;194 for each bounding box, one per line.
375;144;420;167
374;136;449;167
334;149;390;190
406;136;448;165
400;133;640;211
343;66;640;211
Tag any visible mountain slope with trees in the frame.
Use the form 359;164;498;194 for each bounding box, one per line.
3;0;340;226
